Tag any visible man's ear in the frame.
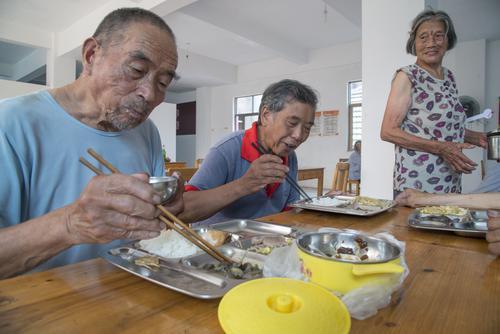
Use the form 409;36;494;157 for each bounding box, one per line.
260;106;273;127
81;37;100;75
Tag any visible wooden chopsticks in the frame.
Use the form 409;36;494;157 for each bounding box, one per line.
251;141;313;202
80;148;235;264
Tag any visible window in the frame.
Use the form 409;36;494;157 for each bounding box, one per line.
348;80;362;150
234;94;262;131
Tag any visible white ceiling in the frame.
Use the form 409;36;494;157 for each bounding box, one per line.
0;0;109;32
0;0;499;93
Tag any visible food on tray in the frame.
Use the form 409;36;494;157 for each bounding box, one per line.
419;206;469;217
200;230;229;247
310;197;352;207
138;229;228;258
134;256;160;271
200;262;262;279
138;229;201;258
355;196;390;209
247;236;293;255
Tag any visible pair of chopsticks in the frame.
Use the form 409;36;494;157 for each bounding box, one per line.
251;141;313;202
79;148;235;264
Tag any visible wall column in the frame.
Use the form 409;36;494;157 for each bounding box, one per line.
46;33;75;88
361;0;426;199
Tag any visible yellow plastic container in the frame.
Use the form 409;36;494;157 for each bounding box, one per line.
297;232;404;294
218;278;350;334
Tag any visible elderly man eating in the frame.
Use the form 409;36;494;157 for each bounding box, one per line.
0;8;183;278
179;79;318;225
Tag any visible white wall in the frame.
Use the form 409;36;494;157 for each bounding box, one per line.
486;39;500;133
176;135;196;166
362;0;424;199
195;41;362;189
0;79;46;100
149;102;177;164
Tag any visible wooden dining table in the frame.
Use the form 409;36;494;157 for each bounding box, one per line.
0;207;498;334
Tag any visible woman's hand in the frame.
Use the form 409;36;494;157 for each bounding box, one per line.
465;129;488;149
436;141;477;174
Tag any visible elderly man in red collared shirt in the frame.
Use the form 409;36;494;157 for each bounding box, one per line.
179;79;318;226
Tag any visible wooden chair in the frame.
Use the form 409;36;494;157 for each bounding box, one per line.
167;167;198;182
166;161;187;169
347;179;360;196
331;162;349;193
194;158;204;168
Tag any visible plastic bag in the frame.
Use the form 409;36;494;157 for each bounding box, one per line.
263;243;306;280
263;227;409;320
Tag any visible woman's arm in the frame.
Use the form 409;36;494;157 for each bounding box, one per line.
396;188;500;210
380;71;476;173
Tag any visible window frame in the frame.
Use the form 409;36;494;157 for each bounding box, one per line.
347;80;362;151
233;94;262;131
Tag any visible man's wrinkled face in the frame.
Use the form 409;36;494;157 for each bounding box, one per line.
89;22;178;131
260;101;315;157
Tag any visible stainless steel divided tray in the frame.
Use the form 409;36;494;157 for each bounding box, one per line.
290;196;396;216
209;219;297;238
102;245;265;299
408;209;487;237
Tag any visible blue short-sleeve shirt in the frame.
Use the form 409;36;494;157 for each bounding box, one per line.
187;122;300;225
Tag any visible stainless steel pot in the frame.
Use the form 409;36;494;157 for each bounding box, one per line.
487;129;500;160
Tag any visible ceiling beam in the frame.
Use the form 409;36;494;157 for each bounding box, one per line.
56;0;199;57
180;2;308;64
0;20;51;48
176;48;237;84
324;0;361;27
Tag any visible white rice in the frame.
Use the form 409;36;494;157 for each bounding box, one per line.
138;229;201;258
311;197;351;207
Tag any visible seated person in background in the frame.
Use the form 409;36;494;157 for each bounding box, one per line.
0;8;184;278
179;79;318;225
472;163;500;193
396;189;500;255
348;140;361;181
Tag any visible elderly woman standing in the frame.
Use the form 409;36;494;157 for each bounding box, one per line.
381;9;486;196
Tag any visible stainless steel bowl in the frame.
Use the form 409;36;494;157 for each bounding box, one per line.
487;129;500;160
149;176;178;203
296;231;400;264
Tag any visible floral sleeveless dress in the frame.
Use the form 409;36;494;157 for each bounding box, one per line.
394;64;466;193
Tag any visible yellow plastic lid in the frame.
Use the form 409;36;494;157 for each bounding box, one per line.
218;278;350;334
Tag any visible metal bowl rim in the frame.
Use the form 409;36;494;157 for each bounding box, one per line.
149;176;177;184
296;231;401;264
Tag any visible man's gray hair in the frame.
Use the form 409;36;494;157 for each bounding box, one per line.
257;79;318;124
93;7;176;48
406;9;457;56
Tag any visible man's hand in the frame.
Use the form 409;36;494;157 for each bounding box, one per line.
437;141;477;174
65;173;168;244
486;210;500;256
238;154;289;193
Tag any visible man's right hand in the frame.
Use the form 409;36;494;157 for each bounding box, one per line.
65;173;172;244
238;154;289;194
437;141;477;174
